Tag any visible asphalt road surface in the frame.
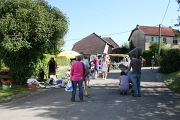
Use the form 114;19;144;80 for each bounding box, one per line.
0;67;180;120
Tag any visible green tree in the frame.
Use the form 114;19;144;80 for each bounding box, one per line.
119;42;129;54
146;42;167;66
0;0;68;84
159;49;180;73
174;1;180;36
149;42;166;55
129;40;135;50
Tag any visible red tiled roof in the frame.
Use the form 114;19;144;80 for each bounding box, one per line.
102;37;120;49
138;25;175;36
72;33;113;54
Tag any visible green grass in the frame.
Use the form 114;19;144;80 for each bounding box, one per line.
56;68;68;78
162;70;180;93
0;68;68;103
0;84;37;103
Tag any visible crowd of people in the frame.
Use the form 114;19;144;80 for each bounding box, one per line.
47;54;156;102
68;53;111;102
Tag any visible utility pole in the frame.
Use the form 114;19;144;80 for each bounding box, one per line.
158;24;161;56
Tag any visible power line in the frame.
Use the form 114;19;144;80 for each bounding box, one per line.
65;25;169;42
161;0;171;24
65;31;132;41
101;31;131;36
77;0;120;24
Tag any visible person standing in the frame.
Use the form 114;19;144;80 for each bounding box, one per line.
70;55;86;102
93;55;99;79
101;55;108;80
48;57;58;80
80;52;91;98
141;57;146;67
128;54;142;97
151;56;156;69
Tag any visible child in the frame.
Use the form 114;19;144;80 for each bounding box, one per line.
49;75;55;85
65;68;71;79
119;71;129;95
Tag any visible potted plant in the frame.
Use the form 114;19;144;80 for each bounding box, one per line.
1;79;12;90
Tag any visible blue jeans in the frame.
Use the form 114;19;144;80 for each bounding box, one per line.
71;80;83;102
128;71;141;97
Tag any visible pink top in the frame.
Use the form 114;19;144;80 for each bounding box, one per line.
93;59;99;66
70;61;86;81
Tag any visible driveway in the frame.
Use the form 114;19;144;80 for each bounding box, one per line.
0;67;180;120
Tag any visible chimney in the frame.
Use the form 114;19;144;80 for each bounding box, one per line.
136;24;139;28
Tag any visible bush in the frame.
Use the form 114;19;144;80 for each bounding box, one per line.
158;49;180;73
34;54;70;80
141;50;153;67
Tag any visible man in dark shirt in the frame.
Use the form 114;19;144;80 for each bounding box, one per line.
48;57;58;80
128;54;142;97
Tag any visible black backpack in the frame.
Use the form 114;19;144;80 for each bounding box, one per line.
39;69;44;80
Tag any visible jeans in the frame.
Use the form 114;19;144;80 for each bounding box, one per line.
71;80;83;102
128;71;141;97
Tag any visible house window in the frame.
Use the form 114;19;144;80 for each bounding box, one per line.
173;39;178;44
151;36;157;42
163;38;167;44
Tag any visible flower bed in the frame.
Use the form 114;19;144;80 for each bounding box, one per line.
1;79;12;85
0;70;9;75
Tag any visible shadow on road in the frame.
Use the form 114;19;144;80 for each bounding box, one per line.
1;67;180;120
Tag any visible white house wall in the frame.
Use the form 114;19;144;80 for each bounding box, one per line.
145;36;180;50
129;30;145;53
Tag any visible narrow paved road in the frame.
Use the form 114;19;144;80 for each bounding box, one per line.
0;67;180;120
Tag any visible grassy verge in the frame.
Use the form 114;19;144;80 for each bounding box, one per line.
0;84;37;103
0;68;68;103
162;70;180;93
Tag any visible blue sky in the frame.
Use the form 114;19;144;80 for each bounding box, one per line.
46;0;180;50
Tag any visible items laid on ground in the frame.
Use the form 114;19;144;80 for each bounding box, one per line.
27;75;69;89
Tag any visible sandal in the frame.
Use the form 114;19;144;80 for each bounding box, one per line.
85;94;91;98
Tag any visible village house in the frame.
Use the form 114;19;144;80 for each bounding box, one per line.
128;25;180;54
72;33;120;55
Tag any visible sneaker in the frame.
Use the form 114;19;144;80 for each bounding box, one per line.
102;78;104;79
132;94;137;97
123;92;127;95
104;78;106;80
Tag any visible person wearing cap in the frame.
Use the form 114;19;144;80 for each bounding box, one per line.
48;57;58;80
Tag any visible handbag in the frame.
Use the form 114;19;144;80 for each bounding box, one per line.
65;80;73;92
81;62;87;80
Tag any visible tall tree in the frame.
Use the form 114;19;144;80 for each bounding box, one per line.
129;40;135;50
0;0;68;83
119;42;129;54
149;42;165;55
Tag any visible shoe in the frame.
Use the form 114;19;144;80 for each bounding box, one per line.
85;94;91;98
120;92;123;95
132;94;137;97
88;86;91;88
104;78;106;80
102;78;104;79
123;92;127;95
71;99;75;102
79;100;84;102
138;95;141;97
